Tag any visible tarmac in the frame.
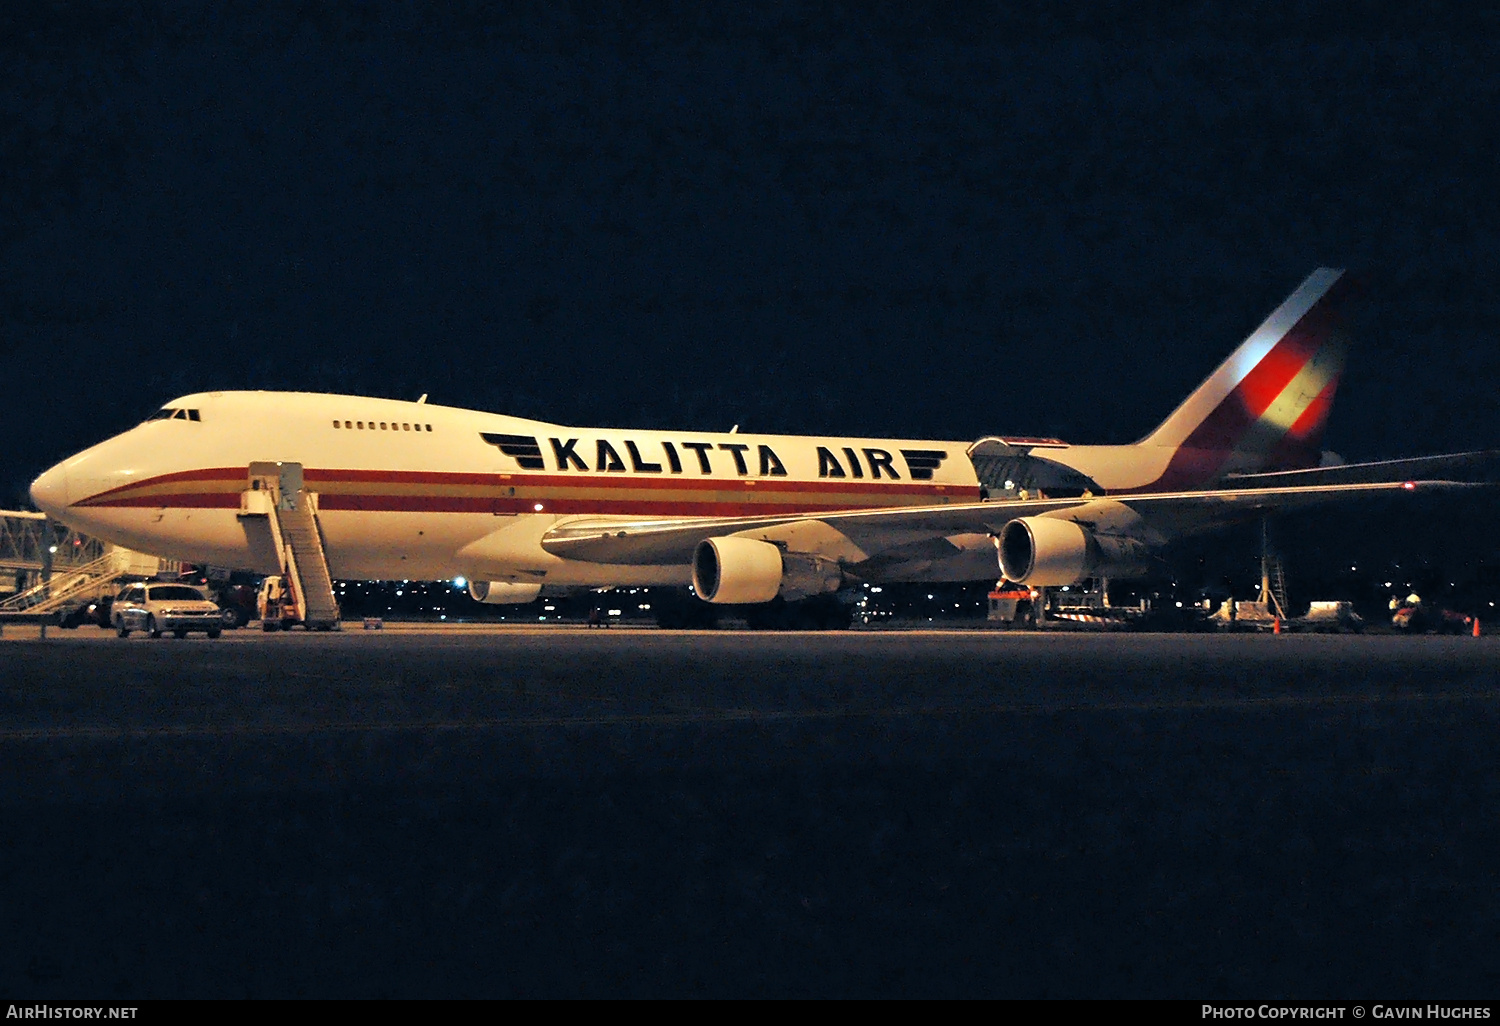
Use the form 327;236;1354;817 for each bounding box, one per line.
2;623;1498;997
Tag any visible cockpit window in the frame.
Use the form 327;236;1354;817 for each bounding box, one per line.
146;407;201;423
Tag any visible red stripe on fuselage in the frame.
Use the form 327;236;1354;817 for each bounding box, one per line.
84;493;243;509
302;467;954;497
74;466;241;505
75;467;975;514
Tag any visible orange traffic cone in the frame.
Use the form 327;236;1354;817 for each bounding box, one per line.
1473;618;1482;638
1273;617;1281;635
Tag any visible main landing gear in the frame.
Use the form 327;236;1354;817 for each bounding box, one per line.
654;590;852;631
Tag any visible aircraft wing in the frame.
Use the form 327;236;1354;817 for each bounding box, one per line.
1224;450;1500;488
539;479;1477;566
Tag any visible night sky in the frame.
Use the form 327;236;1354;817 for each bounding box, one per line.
6;2;1500;519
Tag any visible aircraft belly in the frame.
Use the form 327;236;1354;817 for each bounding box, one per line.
527;563;692;587
452;512;689;586
52;507;264;571
317;510;499;580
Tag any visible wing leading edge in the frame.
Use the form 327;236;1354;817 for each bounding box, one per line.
538;479;1477;567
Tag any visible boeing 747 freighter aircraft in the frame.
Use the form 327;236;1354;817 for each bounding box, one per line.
28;269;1477;621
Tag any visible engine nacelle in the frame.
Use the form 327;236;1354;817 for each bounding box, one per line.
692;536;842;605
468;581;543;604
997;516;1153;586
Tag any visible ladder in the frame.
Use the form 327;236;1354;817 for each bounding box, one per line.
1258;519;1289;621
241;462;340;630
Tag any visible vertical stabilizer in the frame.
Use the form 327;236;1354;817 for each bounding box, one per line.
1139;268;1354;488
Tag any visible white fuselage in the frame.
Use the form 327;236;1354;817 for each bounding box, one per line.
33;391;1048;585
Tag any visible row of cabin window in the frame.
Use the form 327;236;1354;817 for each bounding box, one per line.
334;420;433;432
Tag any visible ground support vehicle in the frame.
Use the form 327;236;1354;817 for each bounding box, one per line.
112;583;223;638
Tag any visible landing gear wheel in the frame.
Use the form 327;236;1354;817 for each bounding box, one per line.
207;628;221;639
654;590;719;629
146;615;162;639
747;595;852;631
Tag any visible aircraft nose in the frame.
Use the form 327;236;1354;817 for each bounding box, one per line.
30;462;71;515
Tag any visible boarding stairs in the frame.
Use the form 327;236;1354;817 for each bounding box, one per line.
0;551;119;614
241;462;340;629
0;546;168;617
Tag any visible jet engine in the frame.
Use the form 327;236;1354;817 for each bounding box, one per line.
997;516;1153;587
692;536;843;605
468;581;544;604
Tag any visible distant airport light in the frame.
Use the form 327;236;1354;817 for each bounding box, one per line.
1403;481;1416;490
48;545;57;554
452;576;467;589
